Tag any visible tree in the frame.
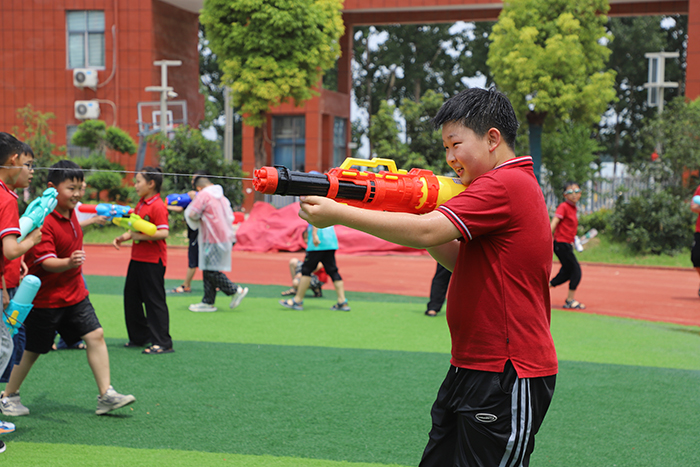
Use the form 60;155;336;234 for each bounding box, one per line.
641;96;700;188
201;0;345;192
11;105;65;200
487;0;617;182
70;120;137;201
599;16;685;174
352;22;494;154
155;126;246;208
541;122;601;192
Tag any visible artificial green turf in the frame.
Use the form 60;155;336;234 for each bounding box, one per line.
3;275;700;466
3;443;411;467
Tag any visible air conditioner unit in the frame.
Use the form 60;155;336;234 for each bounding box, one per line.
73;68;98;88
74;101;100;120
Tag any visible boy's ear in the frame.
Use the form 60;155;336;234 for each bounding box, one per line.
6;153;20;166
47;181;56;189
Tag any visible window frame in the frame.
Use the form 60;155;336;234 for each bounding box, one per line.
66;10;106;70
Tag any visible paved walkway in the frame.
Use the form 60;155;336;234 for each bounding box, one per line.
83;244;700;327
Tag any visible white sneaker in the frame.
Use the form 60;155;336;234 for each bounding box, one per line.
96;386;135;415
189;302;218;312
229;286;249;309
0;393;29;416
0;420;15;434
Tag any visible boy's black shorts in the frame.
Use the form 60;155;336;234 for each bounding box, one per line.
24;297;101;354
188;227;199;269
691;232;700;268
420;361;556;467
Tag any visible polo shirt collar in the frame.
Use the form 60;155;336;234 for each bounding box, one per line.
493;156;533;171
0;180;18;199
142;194;161;205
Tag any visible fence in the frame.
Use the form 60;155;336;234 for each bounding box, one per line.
543;174;656;214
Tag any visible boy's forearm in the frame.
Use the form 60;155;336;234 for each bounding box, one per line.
131;229;169;242
3;236;34;261
41;257;73;273
305;199;458;249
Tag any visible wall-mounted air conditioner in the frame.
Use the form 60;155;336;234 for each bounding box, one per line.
74;101;100;119
73;68;98;88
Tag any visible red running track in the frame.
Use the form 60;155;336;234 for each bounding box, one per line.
82;244;700;327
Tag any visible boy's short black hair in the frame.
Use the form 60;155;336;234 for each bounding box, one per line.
192;170;210;188
563;181;579;192
48;160;84;186
20;142;34;159
0;132;24;166
140;166;163;193
432;87;520;150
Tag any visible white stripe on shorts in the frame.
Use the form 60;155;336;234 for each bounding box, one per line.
499;378;532;467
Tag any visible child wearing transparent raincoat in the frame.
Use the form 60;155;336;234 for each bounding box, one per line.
184;172;248;313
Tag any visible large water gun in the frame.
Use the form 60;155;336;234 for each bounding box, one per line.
18;187;58;242
112;213;157;236
253;158;466;214
165;193;192;209
3;275;41;337
77;203;133;220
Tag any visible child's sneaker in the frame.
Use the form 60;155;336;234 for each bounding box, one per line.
279;299;303;311
331;301;351;312
229;286;249;309
96;386;135;415
0;393;29;416
0;440;6;453
189;302;218;312
0;420;15;434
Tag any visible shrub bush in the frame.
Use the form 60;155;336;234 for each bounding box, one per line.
608;189;694;255
579;208;612;234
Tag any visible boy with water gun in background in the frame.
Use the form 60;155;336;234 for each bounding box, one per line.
1;160;135;417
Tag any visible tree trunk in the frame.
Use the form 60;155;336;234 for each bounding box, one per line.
526;111;547;185
253;117;266;201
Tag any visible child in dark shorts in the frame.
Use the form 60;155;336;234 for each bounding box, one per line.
297;88;557;465
0;160;135;417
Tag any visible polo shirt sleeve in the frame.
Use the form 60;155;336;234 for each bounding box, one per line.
150;200;169;231
0;197;21;241
27;221;57;267
437;176;511;241
554;202;566;220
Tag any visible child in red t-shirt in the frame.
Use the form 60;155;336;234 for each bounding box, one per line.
1;141;35;386
296;88;557;466
113;167;173;354
1;160;135;417
549;182;585;309
0;134;41;439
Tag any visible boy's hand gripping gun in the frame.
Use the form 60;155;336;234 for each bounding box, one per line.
112;213;158;237
165;193;192;209
3;275;41;336
18;188;58;242
253;158;466;214
77;203;133;221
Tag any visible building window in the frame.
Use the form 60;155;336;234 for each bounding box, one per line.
66;125;90;157
333;117;347;167
67;10;105;69
273;116;306;171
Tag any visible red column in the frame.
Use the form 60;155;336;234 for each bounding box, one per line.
687;0;700;99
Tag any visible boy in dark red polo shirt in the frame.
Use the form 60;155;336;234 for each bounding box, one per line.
0;134;43;441
1;160;135;417
113;167;173;354
297;88;557;466
550;182;585;309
